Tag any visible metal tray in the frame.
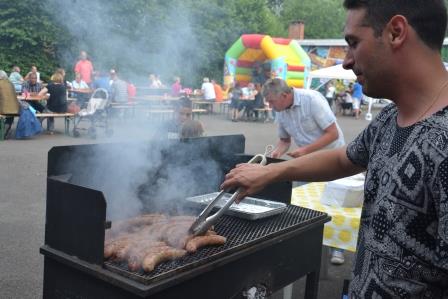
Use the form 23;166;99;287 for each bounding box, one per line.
185;192;287;220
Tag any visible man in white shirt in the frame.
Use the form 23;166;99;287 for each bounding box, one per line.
201;77;216;101
264;78;345;159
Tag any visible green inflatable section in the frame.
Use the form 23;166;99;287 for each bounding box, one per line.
226;38;245;59
290;42;311;66
235;67;252;75
286;71;305;80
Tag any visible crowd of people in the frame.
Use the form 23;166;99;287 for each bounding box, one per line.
324;79;365;119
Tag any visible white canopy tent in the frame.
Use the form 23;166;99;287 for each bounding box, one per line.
305;64;356;89
305;64;379;121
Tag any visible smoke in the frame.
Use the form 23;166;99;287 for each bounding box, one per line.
67;138;223;220
42;0;230;221
43;0;204;84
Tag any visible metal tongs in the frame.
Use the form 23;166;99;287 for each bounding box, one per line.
189;145;274;237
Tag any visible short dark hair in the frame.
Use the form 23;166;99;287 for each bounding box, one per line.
343;0;447;51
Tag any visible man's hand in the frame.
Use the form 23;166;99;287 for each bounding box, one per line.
287;147;309;158
221;163;274;203
271;149;283;159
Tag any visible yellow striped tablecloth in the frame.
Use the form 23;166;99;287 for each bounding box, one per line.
291;182;362;252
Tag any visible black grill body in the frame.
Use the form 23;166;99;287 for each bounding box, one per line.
41;135;329;298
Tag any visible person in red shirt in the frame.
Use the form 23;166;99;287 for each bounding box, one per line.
74;51;94;85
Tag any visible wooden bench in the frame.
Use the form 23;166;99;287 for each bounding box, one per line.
110;102;137;118
254;107;273;122
35;113;75;134
215;101;230;115
192;101;214;114
192;109;207;119
142;108;175;121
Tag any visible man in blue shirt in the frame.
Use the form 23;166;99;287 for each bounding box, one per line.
351;80;363;119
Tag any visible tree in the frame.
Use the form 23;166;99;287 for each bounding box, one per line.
0;0;71;80
281;0;346;39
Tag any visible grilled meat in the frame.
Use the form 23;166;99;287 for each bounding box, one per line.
105;214;226;272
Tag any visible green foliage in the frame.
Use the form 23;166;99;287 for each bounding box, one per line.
4;0;447;86
0;0;71;81
281;0;346;38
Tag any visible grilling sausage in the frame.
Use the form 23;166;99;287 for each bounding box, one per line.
104;214;227;271
185;235;227;253
142;248;187;272
127;242;168;271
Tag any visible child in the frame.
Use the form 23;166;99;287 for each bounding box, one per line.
229;82;242;122
180;119;204;139
166;96;192;138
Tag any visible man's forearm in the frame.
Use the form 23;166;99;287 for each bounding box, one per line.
273;139;291;157
303;129;338;154
267;147;364;183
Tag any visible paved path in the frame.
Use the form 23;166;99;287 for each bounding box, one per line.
0;107;379;298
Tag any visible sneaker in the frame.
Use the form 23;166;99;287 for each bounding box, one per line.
330;250;345;265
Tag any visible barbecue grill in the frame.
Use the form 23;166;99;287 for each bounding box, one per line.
41;135;330;299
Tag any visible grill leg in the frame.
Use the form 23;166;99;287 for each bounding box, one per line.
304;271;320;299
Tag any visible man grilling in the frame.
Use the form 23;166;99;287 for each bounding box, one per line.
222;0;448;297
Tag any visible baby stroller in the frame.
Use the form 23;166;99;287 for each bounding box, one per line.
73;88;113;138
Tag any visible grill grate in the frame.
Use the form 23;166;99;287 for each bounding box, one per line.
104;205;326;284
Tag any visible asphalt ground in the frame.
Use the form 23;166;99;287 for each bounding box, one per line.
0;105;381;299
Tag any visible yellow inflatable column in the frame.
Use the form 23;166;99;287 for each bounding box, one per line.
260;36;280;60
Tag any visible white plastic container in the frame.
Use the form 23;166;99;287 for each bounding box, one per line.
320;174;365;208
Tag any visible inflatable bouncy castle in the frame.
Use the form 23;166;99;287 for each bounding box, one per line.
224;34;311;88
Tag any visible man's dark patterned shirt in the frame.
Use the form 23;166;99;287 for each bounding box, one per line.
346;104;448;298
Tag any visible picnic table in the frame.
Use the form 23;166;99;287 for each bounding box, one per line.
70;88;93;94
17;94;46;101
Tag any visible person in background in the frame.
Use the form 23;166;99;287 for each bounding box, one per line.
229;82;243;122
38;72;67;134
24;65;40;83
264;78;345;159
166;96;193;138
149;74;163;88
325;81;336;111
0;70;20;138
9;66;24;93
351;80;363;119
71;72;90;108
22;73;45;112
251;83;265;120
171;76;182;97
54;68;71;89
222;1;448;297
180;119;204;139
252;63;264;85
201;77;216;102
109;70;128;103
74;50;94;86
71;72;89;89
91;71;111;92
265;78;346;265
212;79;224;102
241;82;258;120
